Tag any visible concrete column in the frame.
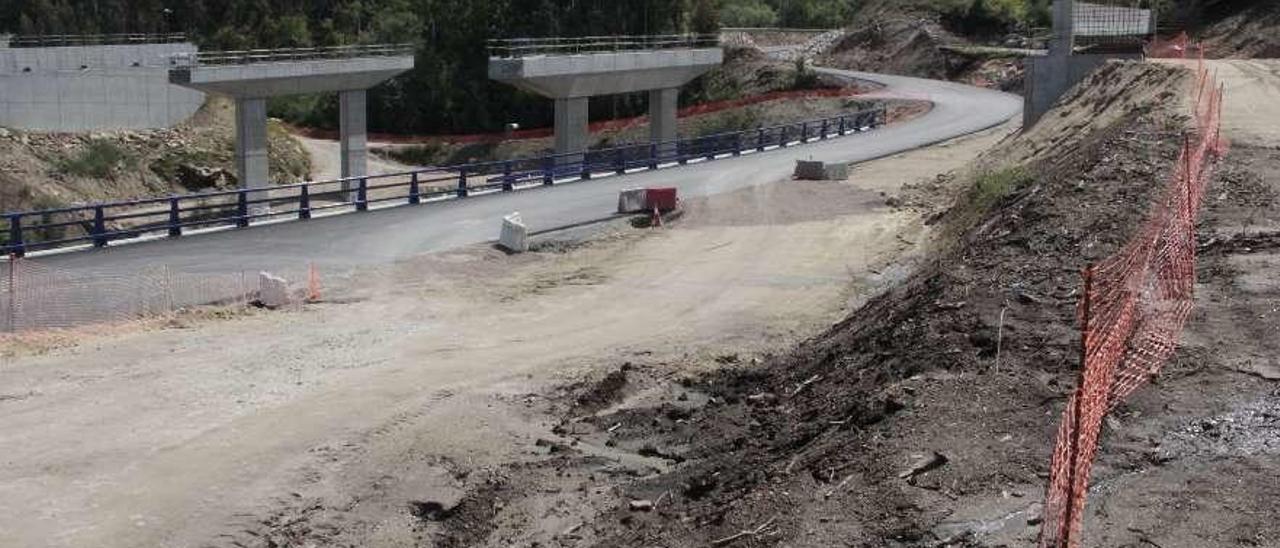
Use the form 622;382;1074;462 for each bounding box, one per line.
339;89;368;198
554;96;589;164
1051;0;1074;56
648;88;679;145
234;97;270;190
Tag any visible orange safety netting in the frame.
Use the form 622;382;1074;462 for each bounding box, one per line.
1038;53;1228;548
1146;31;1208;59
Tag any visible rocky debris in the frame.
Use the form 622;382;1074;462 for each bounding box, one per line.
175;163;236;190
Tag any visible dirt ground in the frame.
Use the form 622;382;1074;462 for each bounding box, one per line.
480;60;1276;548
0;116;1012;547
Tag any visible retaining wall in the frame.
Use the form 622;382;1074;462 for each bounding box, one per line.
0;42;205;131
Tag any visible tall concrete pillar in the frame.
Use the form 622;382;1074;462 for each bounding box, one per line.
339;89;368;198
235;97;270;190
1051;0;1075;55
554;96;589;164
648;88;679;145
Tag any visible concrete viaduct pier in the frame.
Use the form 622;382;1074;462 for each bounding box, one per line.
169;45;414;195
488;35;722;160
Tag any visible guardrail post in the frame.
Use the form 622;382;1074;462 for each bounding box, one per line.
780;126;789;148
649;143;659;170
299;185;312;220
457;167;469;198
733;133;742;156
543;157;555;186
704;138;715;161
7;216;24;258
91;205;108;248
580;156;592;181
839;116;846;135
408;172;420;205
236;190;249;228
800;123;808;143
678;140;688;165
356;178;368;211
503;161;515;191
821;119;829;140
169;198;182;236
615;148;626;175
757;128;766;151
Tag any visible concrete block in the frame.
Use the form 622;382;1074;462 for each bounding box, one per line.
499;212;529;253
258;272;291;308
794;160;849;181
617;188;648;213
794;160;826;180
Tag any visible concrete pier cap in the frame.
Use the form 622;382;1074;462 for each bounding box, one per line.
169;45;414;196
488;36;723;158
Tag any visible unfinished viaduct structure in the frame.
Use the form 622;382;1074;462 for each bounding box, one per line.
169;45;414;195
487;35;723;161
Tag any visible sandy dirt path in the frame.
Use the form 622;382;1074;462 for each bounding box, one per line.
296;135;419;181
0;124;1013;548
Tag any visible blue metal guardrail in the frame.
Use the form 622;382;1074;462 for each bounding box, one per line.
1;107;886;257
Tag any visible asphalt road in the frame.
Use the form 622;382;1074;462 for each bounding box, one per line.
34;68;1021;275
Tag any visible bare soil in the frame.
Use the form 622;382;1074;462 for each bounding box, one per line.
0;96;310;213
394;61;1280;548
0;119;1009;547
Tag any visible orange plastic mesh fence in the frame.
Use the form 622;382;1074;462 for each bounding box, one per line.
1038;53;1228;548
0;258;317;332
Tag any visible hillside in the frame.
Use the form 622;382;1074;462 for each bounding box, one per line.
0;97;310;214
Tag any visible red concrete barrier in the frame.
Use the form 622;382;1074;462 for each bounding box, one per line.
645;188;678;212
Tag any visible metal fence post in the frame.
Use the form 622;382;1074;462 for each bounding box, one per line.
839;115;846;135
615;148;626;175
800;123;808;143
356;177;368;211
408;172;420;204
580;155;592;180
780;126;789;148
678;140;688;165
649;143;659;170
757;128;766;151
92;205;108;248
543;156;555;186
503;161;515;191
7;216;24;258
299;185;312;220
457;167;469;198
821;119;829;139
169;198;182;236
704;137;715;161
236;190;249;228
733;132;742;156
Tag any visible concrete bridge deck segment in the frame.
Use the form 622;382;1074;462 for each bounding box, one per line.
169;45;414;195
488;35;722;160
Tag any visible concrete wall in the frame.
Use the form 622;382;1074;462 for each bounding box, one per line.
1023;52;1140;127
0;42;205;131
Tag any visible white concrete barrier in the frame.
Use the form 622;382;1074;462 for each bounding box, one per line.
499;212;529;253
617;188;649;213
258;272;291;308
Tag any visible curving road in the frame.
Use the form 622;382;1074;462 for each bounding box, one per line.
34;69;1021;275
